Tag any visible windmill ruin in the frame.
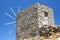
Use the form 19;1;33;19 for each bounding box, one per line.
16;3;60;40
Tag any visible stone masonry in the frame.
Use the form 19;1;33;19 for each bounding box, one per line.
16;3;55;40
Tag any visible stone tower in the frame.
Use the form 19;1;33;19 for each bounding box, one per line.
16;3;55;40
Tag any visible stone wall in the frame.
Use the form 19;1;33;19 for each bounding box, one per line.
16;3;55;40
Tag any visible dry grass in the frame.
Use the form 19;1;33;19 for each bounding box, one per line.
24;32;60;40
26;37;58;40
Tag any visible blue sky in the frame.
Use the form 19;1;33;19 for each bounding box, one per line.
0;0;60;40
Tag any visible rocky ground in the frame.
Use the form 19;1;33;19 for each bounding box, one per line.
19;25;60;40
